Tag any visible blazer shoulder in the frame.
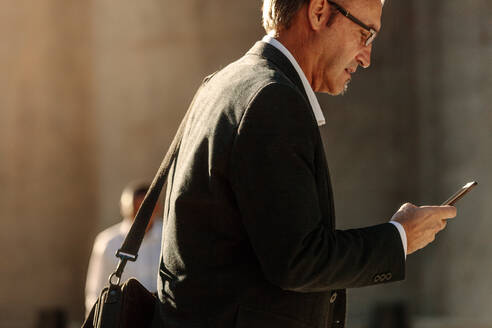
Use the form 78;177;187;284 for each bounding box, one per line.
237;81;318;141
213;52;303;99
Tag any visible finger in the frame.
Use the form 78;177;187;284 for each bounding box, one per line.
439;220;447;231
442;205;457;218
420;205;457;219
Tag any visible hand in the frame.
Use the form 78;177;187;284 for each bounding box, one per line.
391;203;457;255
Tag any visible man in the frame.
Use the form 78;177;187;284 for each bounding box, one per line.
85;181;162;315
157;0;456;327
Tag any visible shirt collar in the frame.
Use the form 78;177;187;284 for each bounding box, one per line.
261;35;326;126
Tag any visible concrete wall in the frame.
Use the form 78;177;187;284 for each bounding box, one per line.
413;0;492;320
0;1;97;327
0;0;490;327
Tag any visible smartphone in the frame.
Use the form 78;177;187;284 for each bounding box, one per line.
441;181;478;206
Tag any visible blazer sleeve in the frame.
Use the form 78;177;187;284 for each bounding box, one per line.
229;82;405;292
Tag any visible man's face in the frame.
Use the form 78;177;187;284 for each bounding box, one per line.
312;0;382;94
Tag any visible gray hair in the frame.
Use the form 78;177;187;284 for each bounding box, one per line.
262;0;309;35
262;0;385;35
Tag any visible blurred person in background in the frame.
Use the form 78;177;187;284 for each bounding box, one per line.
85;181;162;314
157;0;457;327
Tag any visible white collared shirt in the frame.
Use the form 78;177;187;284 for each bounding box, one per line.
261;35;407;258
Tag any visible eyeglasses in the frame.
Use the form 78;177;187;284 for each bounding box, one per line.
327;1;377;46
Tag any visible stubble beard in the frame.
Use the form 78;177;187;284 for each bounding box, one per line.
341;78;351;95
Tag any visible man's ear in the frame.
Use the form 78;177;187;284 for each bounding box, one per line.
307;0;332;31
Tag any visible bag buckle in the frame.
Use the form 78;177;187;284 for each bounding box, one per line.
108;250;138;287
115;250;138;262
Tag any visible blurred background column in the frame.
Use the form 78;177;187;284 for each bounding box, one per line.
413;0;492;322
0;0;97;327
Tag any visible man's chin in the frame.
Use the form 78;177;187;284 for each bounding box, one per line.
316;80;350;95
323;85;349;96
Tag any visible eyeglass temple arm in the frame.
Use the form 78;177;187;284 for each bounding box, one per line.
327;0;373;32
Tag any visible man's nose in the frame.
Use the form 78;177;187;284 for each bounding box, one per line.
356;45;372;69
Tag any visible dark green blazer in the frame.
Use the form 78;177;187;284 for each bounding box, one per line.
157;41;405;328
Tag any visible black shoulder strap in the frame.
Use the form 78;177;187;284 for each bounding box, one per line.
108;72;217;286
109;105;192;285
